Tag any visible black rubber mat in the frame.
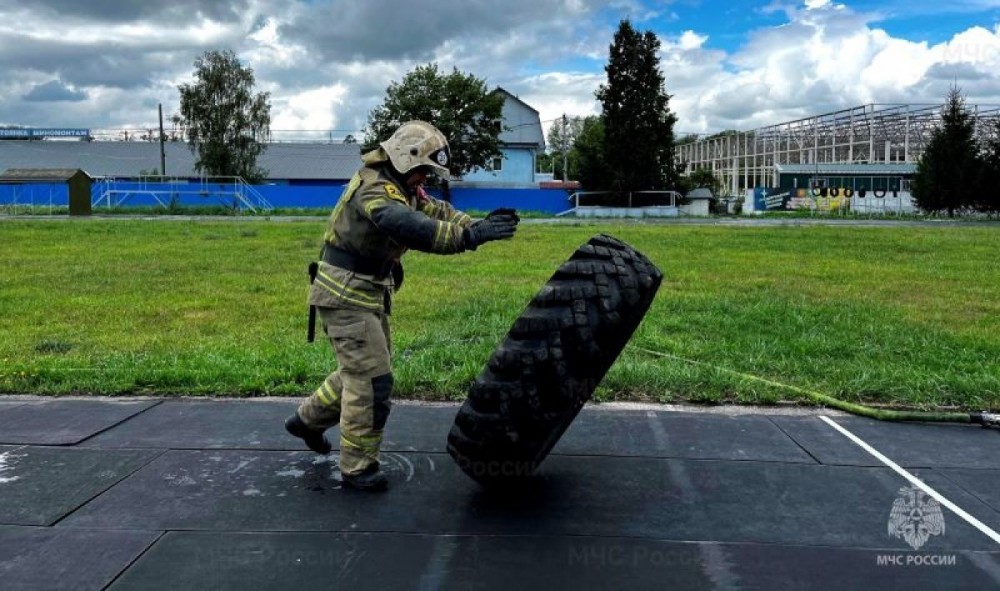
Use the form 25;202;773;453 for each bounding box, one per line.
0;445;160;525
771;415;1000;468
78;400;452;452
108;531;1000;591
80;401;816;465
0;525;160;591
555;409;815;462
0;399;160;445
58;449;1000;551
939;469;1000;514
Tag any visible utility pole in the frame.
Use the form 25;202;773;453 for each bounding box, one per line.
158;103;166;177
562;114;569;182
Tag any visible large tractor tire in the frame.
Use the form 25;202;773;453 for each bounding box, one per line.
447;234;663;486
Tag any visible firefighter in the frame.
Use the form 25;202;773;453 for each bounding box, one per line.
285;120;519;491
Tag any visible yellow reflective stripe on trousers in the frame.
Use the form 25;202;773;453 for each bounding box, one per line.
315;269;382;310
317;381;339;407
341;431;381;452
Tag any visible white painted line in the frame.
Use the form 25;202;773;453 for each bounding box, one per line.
819;415;1000;547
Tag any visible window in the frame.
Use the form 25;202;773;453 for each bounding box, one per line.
491;156;503;172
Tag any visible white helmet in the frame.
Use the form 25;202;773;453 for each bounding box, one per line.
380;120;451;177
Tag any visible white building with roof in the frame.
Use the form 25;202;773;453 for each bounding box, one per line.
459;87;546;187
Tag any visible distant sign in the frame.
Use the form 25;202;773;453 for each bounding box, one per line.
753;187;791;211
0;128;90;138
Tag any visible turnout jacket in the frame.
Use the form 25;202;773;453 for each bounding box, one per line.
309;148;474;313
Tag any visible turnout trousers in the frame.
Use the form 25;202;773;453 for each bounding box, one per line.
297;306;393;476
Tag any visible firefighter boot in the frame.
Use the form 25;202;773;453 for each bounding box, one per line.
342;463;388;492
284;413;332;455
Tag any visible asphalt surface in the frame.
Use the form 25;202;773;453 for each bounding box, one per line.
1;397;999;590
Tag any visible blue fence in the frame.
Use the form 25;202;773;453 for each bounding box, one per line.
0;181;574;215
447;187;571;215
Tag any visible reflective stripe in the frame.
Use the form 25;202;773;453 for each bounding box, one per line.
363;198;388;218
432;220;445;249
314;279;382;310
324;173;363;243
315;385;331;406
315;269;381;307
316;269;378;302
317;381;339;407
341;431;381;451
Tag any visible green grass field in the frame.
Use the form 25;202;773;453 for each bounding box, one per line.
1;218;998;411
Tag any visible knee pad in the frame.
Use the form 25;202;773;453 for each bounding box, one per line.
371;373;394;430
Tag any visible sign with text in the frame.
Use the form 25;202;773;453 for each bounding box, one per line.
0;128;90;138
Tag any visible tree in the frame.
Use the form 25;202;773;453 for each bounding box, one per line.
575;116;613;191
547;115;584;180
536;151;555;174
342;134;358;144
911;87;979;217
682;167;723;197
976;117;1000;214
596;19;679;193
177;49;271;183
364;63;505;178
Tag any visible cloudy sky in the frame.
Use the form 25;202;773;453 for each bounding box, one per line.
2;0;1000;143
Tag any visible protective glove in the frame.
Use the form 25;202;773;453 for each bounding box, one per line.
464;214;518;250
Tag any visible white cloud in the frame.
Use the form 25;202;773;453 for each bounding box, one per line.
678;30;708;50
667;1;1000;133
2;0;1000;140
271;84;348;132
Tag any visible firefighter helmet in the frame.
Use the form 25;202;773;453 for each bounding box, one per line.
380;120;451;178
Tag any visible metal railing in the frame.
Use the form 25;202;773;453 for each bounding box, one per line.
92;175;273;213
560;190;682;215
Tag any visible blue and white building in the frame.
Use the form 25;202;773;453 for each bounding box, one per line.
458;87;546;187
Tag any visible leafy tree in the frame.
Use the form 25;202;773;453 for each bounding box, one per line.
682;167;723;197
364;63;505;178
536;151;555;174
596;19;679;193
911;87;979;217
547;115;585;180
342;134;358;144
177;49;271;183
575;116;613;191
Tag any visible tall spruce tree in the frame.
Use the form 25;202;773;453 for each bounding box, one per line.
177;50;271;183
912;87;980;217
595;19;678;195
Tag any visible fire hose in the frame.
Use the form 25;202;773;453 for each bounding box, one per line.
635;347;999;428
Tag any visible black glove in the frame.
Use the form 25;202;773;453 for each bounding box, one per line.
464;214;518;250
